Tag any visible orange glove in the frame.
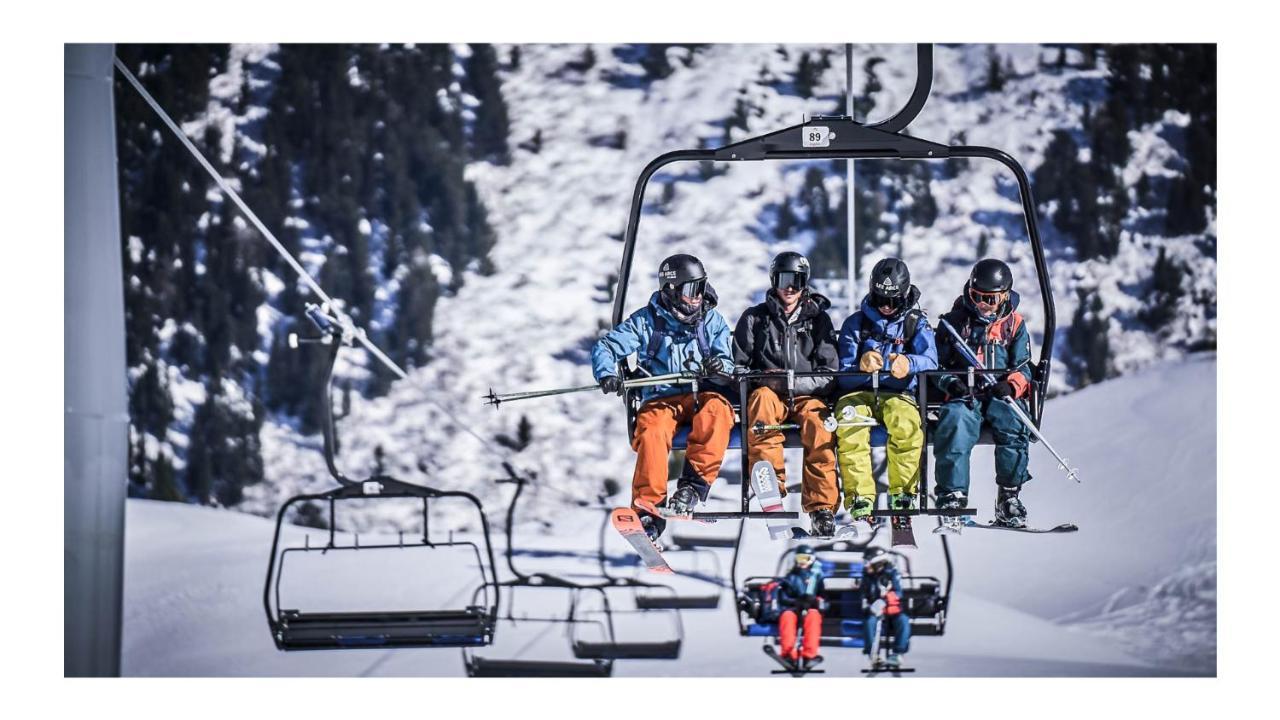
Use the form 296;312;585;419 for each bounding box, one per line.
888;353;910;379
858;350;884;373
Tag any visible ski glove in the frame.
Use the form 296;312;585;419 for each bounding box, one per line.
858;350;884;374
869;599;886;617
702;356;730;377
888;353;911;380
987;382;1015;401
599;376;623;395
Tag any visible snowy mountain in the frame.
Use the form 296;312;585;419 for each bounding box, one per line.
123;356;1216;676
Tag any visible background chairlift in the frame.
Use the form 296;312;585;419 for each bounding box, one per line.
462;467;685;676
731;524;954;664
609;43;1057;520
263;313;500;651
595;507;728;610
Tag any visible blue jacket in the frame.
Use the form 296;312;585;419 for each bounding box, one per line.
861;565;904;606
591;290;734;404
836;287;938;393
778;564;825;609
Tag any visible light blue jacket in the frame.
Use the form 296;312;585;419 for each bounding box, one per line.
591;290;734;403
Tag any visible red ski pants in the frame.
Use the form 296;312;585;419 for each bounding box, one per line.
778;608;822;660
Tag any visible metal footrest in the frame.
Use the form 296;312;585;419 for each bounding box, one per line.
275;608;491;650
872;508;976;517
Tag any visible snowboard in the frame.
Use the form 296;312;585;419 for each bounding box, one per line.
750;461;792;540
611;507;674;574
963;518;1079;534
861;660;916;674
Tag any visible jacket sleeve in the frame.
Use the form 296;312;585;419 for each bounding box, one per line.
707;310;735;367
794;312;837;397
891;569;904;597
836;313;865;392
903;319;939;376
932;316;968;397
1005;315;1034;398
591;311;647;381
732;310;756;369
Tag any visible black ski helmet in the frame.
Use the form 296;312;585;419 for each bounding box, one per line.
657;253;708;320
795;543;816;557
869;258;911;299
969;258;1013;294
770;251;810;291
657;253;707;291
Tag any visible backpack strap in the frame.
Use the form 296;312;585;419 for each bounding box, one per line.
644;310;713;365
860;308;922;348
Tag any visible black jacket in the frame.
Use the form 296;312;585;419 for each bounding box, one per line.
733;291;839;397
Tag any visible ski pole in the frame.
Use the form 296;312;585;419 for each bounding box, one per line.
938;319;1080;483
483;373;697;408
750;414;877;436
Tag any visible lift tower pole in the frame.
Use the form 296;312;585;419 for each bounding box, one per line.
65;43;127;677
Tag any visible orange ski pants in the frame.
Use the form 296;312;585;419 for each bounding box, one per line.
746;387;839;512
779;608;822;660
630;392;734;511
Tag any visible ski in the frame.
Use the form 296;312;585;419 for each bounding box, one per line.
636;498;716;524
932;516;964;535
890;515;916;548
750;461;792;540
611;508;674;574
762;645;824;676
962;518;1079;534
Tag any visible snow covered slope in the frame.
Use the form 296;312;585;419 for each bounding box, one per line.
123;356;1214;676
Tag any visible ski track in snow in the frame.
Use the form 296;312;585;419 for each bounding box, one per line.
125;357;1215;676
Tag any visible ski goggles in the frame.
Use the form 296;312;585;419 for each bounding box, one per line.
968;287;1005;307
795;552;816;566
671;278;706;298
772;271;808;292
869;292;906;311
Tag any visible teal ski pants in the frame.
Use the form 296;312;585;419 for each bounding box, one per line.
933;397;1031;495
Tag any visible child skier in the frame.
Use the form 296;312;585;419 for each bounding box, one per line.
833;258;938;520
862;547;910;668
776;544;826;670
931;258;1035;527
591;253;736;542
733;251;841;537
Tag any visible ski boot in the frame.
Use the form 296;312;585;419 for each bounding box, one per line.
885;652;902;668
668;485;701;516
889;493;917;512
994;486;1027;528
809;509;836;537
640;514;667;547
936;491;966;511
802;655;824;671
934;491;967;534
848;496;874;523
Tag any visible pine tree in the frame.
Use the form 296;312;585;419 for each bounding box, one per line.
467;44;512;165
1068;289;1111;386
986;45;1005;92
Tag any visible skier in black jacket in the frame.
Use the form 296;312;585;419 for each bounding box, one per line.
733;252;841;536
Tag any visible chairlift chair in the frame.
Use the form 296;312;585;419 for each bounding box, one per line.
263;321;500;651
609;44;1058;518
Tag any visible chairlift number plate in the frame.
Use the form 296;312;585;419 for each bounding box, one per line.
802;126;831;148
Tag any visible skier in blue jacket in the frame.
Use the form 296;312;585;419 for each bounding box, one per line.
833;258;938;520
591;254;735;542
862;547;910;668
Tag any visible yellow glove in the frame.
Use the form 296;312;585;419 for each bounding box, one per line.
858;350;884;373
888;353;910;379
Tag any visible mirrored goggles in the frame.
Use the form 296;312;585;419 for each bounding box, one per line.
968;287;1004;306
772;271;808;292
869;292;906;310
674;278;706;298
